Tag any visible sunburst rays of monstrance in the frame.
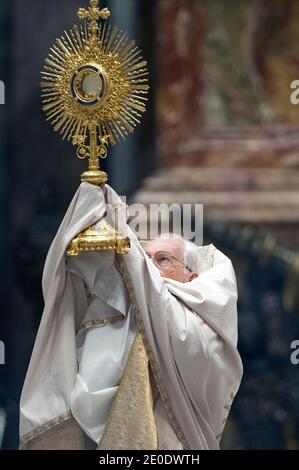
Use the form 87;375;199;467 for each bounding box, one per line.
41;0;149;256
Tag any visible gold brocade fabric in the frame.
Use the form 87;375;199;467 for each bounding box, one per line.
97;332;158;450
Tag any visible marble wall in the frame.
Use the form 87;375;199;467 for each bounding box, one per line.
156;0;204;167
156;0;299;169
137;0;299;236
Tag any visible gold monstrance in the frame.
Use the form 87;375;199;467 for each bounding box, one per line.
41;0;149;256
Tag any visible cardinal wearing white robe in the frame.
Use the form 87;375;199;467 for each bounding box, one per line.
19;182;243;450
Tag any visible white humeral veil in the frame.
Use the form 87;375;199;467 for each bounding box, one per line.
20;182;243;450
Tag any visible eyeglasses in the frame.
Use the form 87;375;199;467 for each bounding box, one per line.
145;250;192;273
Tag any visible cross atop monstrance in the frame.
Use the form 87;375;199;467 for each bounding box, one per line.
78;0;110;38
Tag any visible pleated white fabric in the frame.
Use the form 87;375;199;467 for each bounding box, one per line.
66;252;137;443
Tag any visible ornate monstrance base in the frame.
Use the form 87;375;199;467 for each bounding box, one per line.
66;218;131;256
81;170;108;186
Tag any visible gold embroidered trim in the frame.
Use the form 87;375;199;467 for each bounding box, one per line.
117;256;190;451
97;332;158;450
19;411;71;446
77;314;124;334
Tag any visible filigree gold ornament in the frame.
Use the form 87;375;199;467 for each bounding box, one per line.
41;0;148;255
41;0;149;186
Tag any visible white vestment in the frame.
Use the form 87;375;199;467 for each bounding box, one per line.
19;182;243;450
66;252;137;444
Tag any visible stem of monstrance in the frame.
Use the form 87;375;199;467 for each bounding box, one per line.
79;124;109;186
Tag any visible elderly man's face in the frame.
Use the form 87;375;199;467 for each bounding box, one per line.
144;238;198;283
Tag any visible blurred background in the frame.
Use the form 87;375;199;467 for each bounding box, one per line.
1;0;299;450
